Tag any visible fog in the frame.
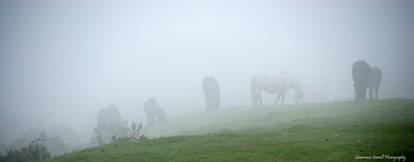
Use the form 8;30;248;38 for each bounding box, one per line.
1;0;413;150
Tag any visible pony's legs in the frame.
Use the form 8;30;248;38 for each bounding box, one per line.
369;87;374;100
354;86;360;102
252;90;258;108
258;92;264;107
252;98;258;108
361;87;367;100
280;92;287;105
251;88;258;108
159;113;166;125
147;113;155;127
213;93;219;111
274;93;283;106
375;85;379;100
253;89;264;108
205;94;212;112
354;84;366;102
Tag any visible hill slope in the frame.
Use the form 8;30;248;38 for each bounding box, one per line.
46;99;414;161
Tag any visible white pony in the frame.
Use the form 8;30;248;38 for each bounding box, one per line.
251;73;303;107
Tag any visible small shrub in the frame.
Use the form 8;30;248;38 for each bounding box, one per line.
111;121;147;143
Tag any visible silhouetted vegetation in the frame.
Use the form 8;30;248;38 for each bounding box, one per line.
7;127;68;157
94;120;147;145
111;121;148;142
45;99;414;162
1;134;51;162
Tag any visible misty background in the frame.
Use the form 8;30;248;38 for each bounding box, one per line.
1;0;413;149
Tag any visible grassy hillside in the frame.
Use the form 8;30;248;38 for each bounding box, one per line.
45;99;414;161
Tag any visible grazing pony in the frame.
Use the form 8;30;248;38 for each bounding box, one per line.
352;60;371;102
202;76;220;112
251;73;303;108
367;67;382;100
144;98;166;127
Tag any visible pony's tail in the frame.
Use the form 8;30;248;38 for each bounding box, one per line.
251;76;258;108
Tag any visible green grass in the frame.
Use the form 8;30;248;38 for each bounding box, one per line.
45;98;414;161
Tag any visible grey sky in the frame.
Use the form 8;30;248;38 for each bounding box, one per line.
1;0;413;145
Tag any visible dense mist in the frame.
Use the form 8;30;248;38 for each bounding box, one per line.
1;0;413;154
